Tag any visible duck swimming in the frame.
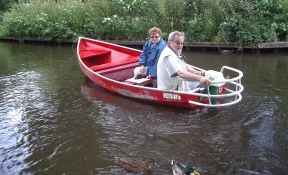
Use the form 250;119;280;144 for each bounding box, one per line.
171;160;200;175
115;157;159;173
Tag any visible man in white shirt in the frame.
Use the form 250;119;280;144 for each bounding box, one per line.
157;31;210;91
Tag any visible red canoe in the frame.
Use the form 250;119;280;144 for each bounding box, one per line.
77;37;244;109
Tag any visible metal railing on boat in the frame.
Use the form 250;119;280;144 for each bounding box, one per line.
184;65;244;107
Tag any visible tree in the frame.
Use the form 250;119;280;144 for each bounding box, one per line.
0;0;18;13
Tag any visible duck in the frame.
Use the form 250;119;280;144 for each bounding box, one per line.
220;49;234;53
115;157;159;173
171;160;200;175
218;46;234;54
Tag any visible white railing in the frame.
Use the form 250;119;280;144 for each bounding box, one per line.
187;65;244;107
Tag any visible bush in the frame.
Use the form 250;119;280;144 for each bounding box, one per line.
0;0;288;46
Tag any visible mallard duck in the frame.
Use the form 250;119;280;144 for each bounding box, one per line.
115;157;159;173
171;160;200;175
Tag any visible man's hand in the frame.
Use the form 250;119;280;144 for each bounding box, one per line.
200;77;211;86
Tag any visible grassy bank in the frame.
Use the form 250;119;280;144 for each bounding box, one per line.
0;0;288;48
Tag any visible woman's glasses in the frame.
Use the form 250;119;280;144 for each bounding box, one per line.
150;36;159;39
172;40;184;46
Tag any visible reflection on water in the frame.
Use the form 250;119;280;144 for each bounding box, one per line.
0;42;288;174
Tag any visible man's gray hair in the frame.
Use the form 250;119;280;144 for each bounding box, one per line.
168;31;185;41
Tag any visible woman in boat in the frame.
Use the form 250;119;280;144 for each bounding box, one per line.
157;31;210;91
134;27;166;82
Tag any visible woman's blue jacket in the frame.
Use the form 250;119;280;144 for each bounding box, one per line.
138;38;166;78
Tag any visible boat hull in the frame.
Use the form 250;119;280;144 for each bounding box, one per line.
77;37;244;109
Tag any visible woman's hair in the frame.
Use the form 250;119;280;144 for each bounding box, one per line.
149;27;162;36
168;31;185;41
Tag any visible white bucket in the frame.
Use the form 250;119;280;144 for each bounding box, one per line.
205;70;225;87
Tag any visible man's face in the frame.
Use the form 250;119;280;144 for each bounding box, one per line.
170;35;184;53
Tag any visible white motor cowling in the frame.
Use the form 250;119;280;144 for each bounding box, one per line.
205;70;225;87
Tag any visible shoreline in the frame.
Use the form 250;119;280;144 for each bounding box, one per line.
1;36;288;53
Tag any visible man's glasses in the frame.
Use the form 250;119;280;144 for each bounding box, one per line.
150;36;159;39
172;40;184;46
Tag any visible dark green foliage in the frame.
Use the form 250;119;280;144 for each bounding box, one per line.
0;0;18;12
0;0;288;46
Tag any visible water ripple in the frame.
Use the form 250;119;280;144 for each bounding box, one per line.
1;43;288;174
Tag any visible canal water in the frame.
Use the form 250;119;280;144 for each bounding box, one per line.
0;42;288;175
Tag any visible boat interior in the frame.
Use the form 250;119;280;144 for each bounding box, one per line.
79;39;140;81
